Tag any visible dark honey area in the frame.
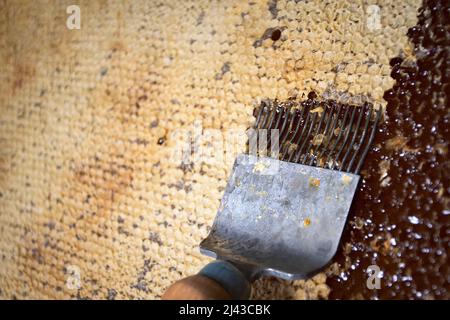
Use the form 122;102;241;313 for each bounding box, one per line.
327;0;449;299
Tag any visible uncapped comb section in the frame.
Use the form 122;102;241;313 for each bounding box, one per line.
250;93;382;174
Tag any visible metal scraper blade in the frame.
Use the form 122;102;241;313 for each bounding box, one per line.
200;154;359;280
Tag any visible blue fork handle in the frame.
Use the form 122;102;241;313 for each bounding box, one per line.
199;260;251;300
162;260;251;300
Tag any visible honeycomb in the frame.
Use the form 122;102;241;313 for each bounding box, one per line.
0;0;424;299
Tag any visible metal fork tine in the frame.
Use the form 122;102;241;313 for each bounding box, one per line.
291;109;311;150
300;103;328;164
265;104;277;129
284;108;308;161
248;103;265;154
346;104;373;172
266;106;285;155
281;103;308;160
310;102;340;166
354;106;382;174
273;106;284;130
307;103;335;166
332;107;358;170
262;103;272;128
291;112;317;163
254;103;265;128
257;103;276;156
248;103;267;144
324;105;352;169
339;104;366;171
250;97;380;173
279;107;293;142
